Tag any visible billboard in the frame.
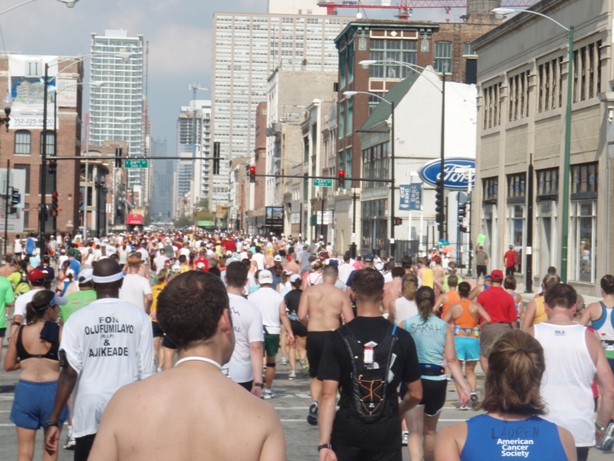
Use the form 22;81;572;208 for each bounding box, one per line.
8;56;58;130
265;207;283;227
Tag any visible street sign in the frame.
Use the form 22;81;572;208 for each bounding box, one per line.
124;159;149;169
400;184;422;211
313;179;333;187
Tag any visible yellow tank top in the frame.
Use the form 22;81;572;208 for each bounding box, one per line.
421;268;434;288
533;296;548;325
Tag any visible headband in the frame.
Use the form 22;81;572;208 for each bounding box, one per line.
92;272;124;283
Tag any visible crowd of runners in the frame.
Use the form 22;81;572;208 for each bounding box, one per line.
1;229;614;460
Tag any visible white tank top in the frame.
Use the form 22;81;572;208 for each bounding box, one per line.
395;297;418;325
534;323;596;446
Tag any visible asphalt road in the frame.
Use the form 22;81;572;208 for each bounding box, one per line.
0;347;611;460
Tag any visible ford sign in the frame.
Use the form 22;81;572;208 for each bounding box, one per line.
418;158;475;191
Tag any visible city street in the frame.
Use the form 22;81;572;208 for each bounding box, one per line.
0;346;611;460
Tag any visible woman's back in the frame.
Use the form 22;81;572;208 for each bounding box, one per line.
461;415;568;460
15;322;61;382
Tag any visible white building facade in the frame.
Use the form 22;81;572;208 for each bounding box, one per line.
89;30;145;205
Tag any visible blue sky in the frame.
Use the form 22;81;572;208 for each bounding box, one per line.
0;0;456;151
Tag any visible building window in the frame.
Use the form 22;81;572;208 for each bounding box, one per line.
536;168;558;200
361;199;387;255
13;164;30;194
368;93;385;116
570;200;597;283
482;82;501;129
463;42;476;56
344;148;352;191
573;40;602;103
339;47;347;88
339;102;345;139
346;98;353;136
483;177;498;202
362;142;389;190
571;162;598;198
507;172;526;202
434;41;452;73
40;131;55;156
369;39;417;79
506;204;525;271
538;57;563;113
15;130;31;155
508;71;529;122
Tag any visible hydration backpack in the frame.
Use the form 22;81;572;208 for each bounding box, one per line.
338;323;398;423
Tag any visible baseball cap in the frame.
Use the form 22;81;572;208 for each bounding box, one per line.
490;269;504;281
364;253;374;262
258;270;273;285
27;269;46;283
290;274;302;283
196;262;205;270
78;268;93;284
31;290;67;312
273;255;282;262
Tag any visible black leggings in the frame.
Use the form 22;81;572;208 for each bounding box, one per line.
75;434;97;461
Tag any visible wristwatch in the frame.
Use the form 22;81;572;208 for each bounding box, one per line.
253;382;264;388
46;421;60;428
318;443;332;451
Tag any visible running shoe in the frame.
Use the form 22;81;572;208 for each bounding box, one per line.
281;357;288;365
63;427;76;450
601;421;614;451
262;389;275;400
470;391;479;403
300;359;309;375
401;431;409;446
307;401;319;425
459;403;469;411
288;370;296;380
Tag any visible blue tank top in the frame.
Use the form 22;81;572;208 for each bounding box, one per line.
403;314;446;380
461;415;568;461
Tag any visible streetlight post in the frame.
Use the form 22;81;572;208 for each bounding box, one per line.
343;90;396;259
493;7;573;282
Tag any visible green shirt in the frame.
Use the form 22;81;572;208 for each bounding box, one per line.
60;290;97;323
0;276;15;329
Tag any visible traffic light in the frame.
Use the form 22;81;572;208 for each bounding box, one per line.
435;181;444;224
8;187;19;214
249;165;256;183
115;147;123;168
50;191;59;217
394;217;402;226
48;160;57;175
338;169;345;189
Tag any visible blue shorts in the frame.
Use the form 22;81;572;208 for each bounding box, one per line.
454;336;480;361
10;379;68;430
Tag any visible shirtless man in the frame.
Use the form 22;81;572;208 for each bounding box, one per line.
298;264;354;425
88;271;285;461
382;266;405;320
432;257;446;297
0;255;15;279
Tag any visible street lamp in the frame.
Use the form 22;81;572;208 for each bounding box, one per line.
493;7;573;282
0;92;13;131
0;0;79;17
360;59;447;241
344;90;397;259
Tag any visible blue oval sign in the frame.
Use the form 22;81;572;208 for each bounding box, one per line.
418;157;475;191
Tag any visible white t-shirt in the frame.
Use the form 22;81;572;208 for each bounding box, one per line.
226;293;264;383
137;248;149;263
338;263;354;285
119;274;152;311
61;298;155;438
395;297;418;326
248;287;283;334
14;239;23;253
252;253;265;271
14;287;45;318
153;255;167;274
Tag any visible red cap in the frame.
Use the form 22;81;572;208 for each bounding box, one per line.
28;269;46;283
490;269;504;281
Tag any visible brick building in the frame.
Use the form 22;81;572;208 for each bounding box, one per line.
0;54;83;243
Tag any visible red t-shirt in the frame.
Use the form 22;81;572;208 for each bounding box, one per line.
194;258;209;271
504;250;517;268
477;286;517;324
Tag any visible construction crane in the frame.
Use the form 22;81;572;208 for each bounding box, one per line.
318;1;539;20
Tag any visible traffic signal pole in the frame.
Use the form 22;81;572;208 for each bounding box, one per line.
4;159;9;256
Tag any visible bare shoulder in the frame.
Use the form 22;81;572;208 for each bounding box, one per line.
435;422;467;460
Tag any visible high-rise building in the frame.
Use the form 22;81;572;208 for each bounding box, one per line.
89;30;145;204
211;6;353;208
149;138;173;223
176;100;211;210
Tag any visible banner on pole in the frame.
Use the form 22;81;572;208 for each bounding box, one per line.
400;184;422;211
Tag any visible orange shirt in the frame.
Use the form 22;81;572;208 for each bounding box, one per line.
441;291;461;318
